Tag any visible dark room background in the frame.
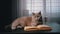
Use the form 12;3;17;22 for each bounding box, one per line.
0;0;17;32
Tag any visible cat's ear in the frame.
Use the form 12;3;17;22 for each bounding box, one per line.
39;11;41;14
32;13;35;15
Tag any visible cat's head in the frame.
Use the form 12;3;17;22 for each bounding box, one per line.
32;11;42;21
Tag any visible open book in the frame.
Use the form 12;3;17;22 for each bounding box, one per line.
24;25;52;31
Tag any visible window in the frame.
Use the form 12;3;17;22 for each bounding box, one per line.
26;0;43;15
46;0;60;17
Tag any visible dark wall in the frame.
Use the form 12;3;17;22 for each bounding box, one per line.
12;0;17;19
0;0;12;32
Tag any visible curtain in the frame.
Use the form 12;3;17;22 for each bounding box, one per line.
18;0;29;17
46;0;60;22
26;0;44;16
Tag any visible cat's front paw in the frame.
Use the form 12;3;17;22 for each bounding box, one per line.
11;27;16;30
17;26;22;28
